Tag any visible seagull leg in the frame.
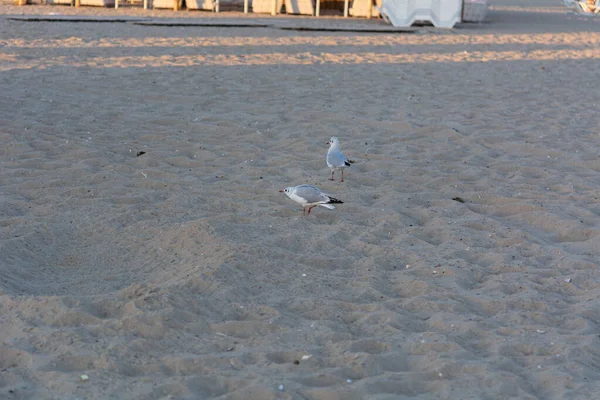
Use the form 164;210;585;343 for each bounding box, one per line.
307;206;315;215
329;170;335;181
341;170;344;182
303;207;306;216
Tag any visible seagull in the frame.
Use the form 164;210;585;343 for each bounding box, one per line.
279;185;343;216
326;137;353;182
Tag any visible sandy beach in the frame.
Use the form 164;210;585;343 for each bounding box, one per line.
2;0;600;398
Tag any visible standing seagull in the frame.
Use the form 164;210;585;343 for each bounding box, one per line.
326;137;353;182
279;185;343;216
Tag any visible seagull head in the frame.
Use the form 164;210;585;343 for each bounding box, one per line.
279;187;292;195
327;137;339;147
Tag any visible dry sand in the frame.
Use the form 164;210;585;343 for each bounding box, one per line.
2;0;600;398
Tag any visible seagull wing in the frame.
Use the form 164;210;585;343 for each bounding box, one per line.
294;185;331;205
327;150;349;168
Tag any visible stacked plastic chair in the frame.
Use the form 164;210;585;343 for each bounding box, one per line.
462;0;489;23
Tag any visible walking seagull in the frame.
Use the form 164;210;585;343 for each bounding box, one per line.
326;137;353;182
279;185;343;216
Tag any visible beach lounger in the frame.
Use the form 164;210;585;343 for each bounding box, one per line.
251;0;283;14
114;0;147;8
315;0;350;17
186;0;215;10
45;0;74;4
349;0;382;18
285;0;314;15
46;0;116;6
186;0;241;12
81;0;115;5
149;0;182;8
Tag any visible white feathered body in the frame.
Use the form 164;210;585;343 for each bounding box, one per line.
283;185;343;210
327;137;351;172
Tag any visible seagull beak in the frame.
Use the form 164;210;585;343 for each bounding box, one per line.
327;141;331;145
279;189;284;192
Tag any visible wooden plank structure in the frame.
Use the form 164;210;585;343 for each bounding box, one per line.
251;0;282;14
14;0;373;19
315;0;351;17
142;0;181;9
284;0;314;15
114;0;149;8
349;0;378;18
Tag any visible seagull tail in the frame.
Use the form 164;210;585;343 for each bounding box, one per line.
327;197;344;204
345;159;355;166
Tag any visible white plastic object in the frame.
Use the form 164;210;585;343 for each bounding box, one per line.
379;0;462;28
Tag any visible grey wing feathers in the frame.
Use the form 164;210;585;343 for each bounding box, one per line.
327;151;349;168
295;185;330;204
